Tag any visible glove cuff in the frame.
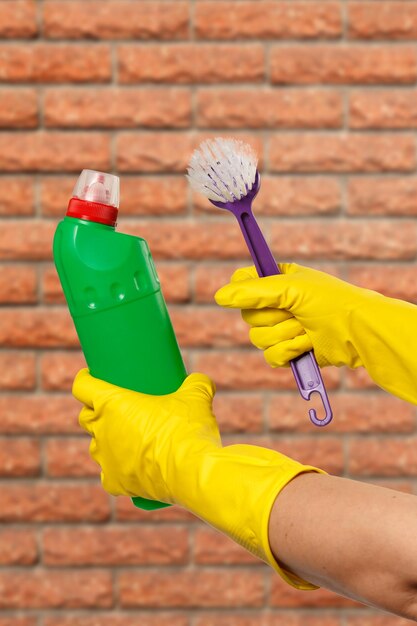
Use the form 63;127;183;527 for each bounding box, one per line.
176;444;328;590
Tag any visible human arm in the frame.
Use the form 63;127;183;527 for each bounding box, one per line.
215;263;417;405
73;368;417;619
269;471;417;620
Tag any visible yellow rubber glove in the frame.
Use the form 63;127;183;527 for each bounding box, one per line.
215;263;417;406
73;367;327;590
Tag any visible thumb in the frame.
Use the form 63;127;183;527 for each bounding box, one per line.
215;273;298;310
72;368;121;408
177;373;216;402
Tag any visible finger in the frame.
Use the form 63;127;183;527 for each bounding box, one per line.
178;372;216;401
242;307;293;327
230;266;258;283
264;334;313;368
215;274;295;310
78;405;97;436
72;368;120;408
88;437;101;465
250;318;306;350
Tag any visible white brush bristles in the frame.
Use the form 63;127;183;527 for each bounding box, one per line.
186;137;258;203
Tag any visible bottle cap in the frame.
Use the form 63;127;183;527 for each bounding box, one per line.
66;170;120;227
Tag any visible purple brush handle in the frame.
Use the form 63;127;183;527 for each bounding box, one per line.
235;204;333;427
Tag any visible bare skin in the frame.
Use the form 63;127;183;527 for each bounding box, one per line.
269;472;417;620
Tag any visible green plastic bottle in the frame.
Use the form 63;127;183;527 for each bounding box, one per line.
53;170;187;511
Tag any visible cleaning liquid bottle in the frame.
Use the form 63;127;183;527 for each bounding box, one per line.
53;169;187;511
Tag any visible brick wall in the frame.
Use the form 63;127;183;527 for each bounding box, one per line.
1;0;416;623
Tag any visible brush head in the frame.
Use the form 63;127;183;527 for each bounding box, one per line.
186;137;258;204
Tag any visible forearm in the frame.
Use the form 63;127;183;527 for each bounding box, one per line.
269;472;417;620
351;292;417;405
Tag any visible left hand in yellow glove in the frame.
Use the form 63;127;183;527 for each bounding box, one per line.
73;368;326;590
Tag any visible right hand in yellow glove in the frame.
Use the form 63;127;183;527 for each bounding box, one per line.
73;367;326;591
215;263;417;405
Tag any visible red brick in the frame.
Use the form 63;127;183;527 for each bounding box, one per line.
197;88;342;129
269;393;415;434
40;175;188;216
0;221;55;260
0;177;34;215
0;438;40;477
195;615;341;626
194;262;341;303
347;615;415;626
282;219;416;260
269;134;415;173
194;528;259;565
0;45;111;83
119;570;264;608
44;615;189;626
0;619;36;626
40;351;85;390
350;90;417;129
0;570;112;608
171;307;249;347
117;132;262;173
0;133;110;172
115;497;196;522
0;529;37;565
43;1;188;39
121;177;188;215
0;90;37;128
0;308;78;348
270;46;416;85
193;176;341;216
349;2;417;40
196;2;341;39
0;0;37;38
46;437;98;477
349;437;417;476
347;264;417;303
345;367;378;390
0;351;36;390
0;394;81;434
194;351;340;391
43;526;189;565
44;88;191;128
126;219;417;262
121;219;254;260
0;484;110;522
0;264;37;303
118;44;264;84
348;176;417;216
214;393;263;433
270;577;362;608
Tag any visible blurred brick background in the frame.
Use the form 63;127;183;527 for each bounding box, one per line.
1;0;417;624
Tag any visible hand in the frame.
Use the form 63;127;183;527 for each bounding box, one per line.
215;263;372;370
72;367;326;590
72;368;220;503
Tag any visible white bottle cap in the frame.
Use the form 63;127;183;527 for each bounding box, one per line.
73;170;120;208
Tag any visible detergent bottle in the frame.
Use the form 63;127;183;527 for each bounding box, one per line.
53;169;187;510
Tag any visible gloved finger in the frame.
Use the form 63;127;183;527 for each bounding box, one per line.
250;318;306;350
100;471;124;497
264;334;313;368
72;368;120;409
78;405;97;436
88;437;100;465
242;307;293;327
215;274;297;310
177;373;216;401
230;262;304;284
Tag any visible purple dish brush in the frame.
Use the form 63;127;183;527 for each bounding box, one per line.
187;137;332;427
